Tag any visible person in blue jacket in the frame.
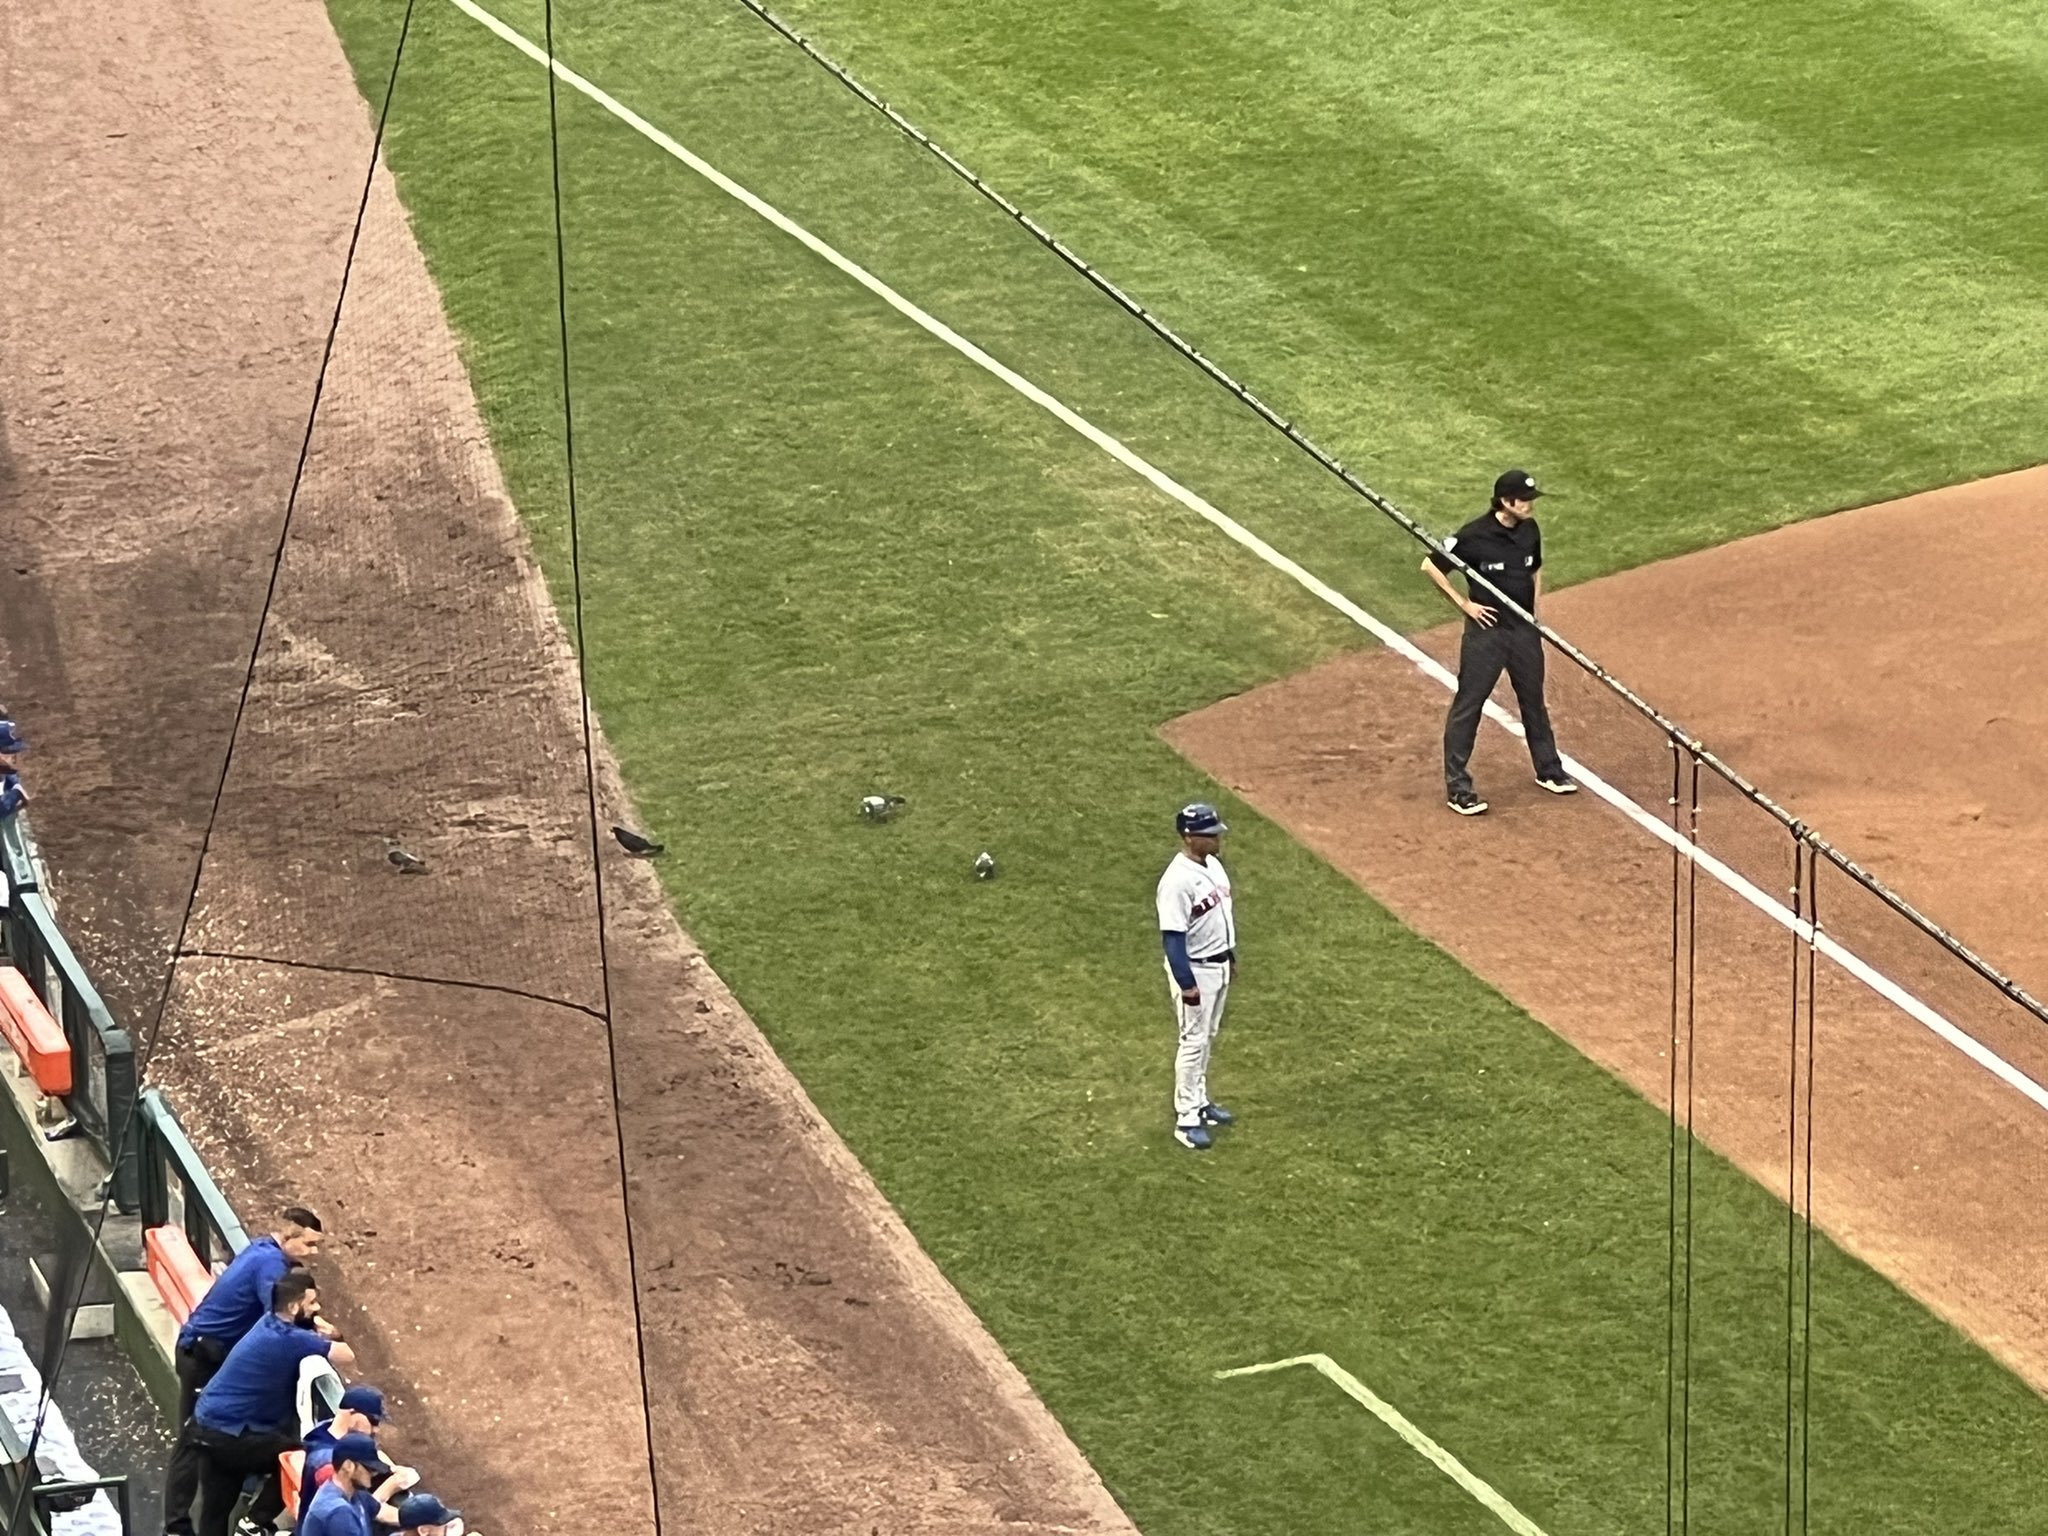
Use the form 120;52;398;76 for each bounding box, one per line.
0;719;27;818
162;1208;328;1536
188;1271;356;1536
298;1435;391;1536
301;1385;415;1526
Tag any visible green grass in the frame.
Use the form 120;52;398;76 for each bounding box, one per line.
323;0;2048;1530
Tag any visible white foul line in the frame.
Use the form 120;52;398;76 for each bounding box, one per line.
448;0;2048;1117
1217;1354;1548;1535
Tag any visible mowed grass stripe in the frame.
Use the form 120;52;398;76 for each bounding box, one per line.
328;1;2048;1532
1188;0;2047;413
1539;0;2048;276
1909;0;2048;73
755;0;2048;574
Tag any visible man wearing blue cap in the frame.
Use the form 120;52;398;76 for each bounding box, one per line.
1157;803;1238;1150
299;1385;408;1526
299;1434;392;1536
0;720;27;819
163;1208;328;1536
395;1494;465;1535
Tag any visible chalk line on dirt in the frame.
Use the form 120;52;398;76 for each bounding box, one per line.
446;0;2048;1117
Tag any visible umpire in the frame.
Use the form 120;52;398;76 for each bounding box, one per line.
1422;469;1577;816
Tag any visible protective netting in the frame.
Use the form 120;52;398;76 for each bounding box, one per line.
736;7;2048;1519
180;136;605;1017
1532;636;2048;1532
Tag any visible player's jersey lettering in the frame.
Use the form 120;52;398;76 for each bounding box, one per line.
1157;852;1235;958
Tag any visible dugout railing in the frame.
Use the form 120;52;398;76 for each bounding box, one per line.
0;876;139;1214
0;813;339;1437
0;821;34;901
132;1088;248;1281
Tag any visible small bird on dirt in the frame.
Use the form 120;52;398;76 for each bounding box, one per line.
974;851;997;880
387;846;427;875
860;794;907;822
612;825;665;857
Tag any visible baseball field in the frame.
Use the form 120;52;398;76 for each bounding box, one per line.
8;0;2048;1530
320;0;2048;1527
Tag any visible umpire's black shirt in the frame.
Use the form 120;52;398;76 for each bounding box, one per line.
1429;511;1542;625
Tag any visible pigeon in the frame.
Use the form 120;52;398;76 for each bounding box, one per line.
387;846;428;875
860;794;907;822
974;851;997;880
612;825;665;857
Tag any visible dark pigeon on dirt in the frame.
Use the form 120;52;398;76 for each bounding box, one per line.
612;825;664;857
387;846;427;875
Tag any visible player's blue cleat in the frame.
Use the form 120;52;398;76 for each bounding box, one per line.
1200;1103;1234;1126
1174;1123;1213;1150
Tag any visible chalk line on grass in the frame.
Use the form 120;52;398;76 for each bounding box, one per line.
1218;1354;1549;1535
446;0;2048;1117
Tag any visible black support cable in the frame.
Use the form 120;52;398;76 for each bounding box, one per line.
1665;741;1682;1536
538;3;669;1531
4;7;420;1528
1663;739;1705;1536
1782;837;1801;1536
1680;749;1700;1536
1801;858;1820;1535
728;0;2048;1031
175;946;606;1022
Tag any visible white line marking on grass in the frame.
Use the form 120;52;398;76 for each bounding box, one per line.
1218;1354;1548;1534
448;0;2048;1117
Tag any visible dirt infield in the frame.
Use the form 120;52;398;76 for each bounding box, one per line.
0;1;1133;1530
1169;464;2048;1390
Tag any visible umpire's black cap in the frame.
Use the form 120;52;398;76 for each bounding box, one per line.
1493;468;1544;504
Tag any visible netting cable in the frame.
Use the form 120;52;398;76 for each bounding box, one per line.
4;3;421;1529
1782;833;1806;1536
538;0;669;1528
727;0;2048;1029
1778;838;1822;1535
1665;738;1701;1536
1665;741;1681;1536
1681;747;1700;1536
174;947;605;1020
1801;854;1819;1534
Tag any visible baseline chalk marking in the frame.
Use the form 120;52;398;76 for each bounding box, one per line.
1217;1354;1548;1535
447;0;2048;1117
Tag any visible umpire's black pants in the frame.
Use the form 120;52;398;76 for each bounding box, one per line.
161;1335;230;1535
1443;619;1564;795
191;1422;296;1536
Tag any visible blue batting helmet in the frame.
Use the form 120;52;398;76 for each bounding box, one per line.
1175;802;1227;837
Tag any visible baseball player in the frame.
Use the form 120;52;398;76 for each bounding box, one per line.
1423;468;1577;816
1157;802;1236;1150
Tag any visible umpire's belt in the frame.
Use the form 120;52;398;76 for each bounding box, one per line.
1189;950;1235;966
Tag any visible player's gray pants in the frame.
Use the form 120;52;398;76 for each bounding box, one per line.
1444;619;1565;794
1170;959;1231;1125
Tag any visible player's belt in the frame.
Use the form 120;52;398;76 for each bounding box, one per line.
1188;950;1235;966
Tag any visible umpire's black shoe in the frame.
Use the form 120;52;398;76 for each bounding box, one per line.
1535;774;1580;795
1446;789;1489;816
